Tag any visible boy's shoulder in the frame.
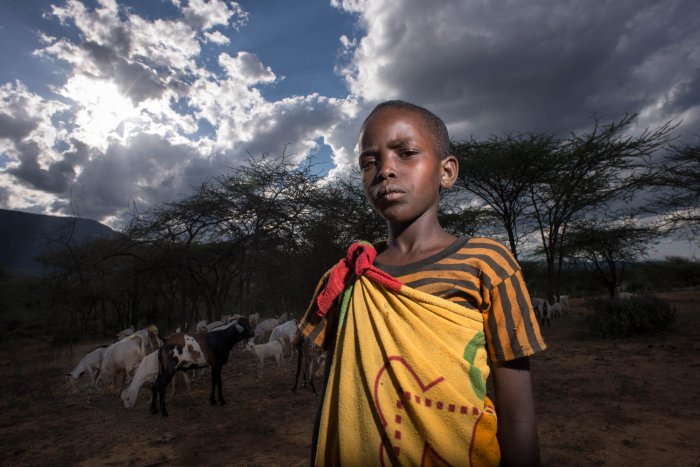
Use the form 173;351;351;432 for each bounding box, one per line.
463;237;512;255
461;237;521;276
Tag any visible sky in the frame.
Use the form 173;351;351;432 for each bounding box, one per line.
0;0;699;258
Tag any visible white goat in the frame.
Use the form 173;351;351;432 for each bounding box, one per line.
618;292;638;299
268;319;298;356
67;345;108;386
559;295;570;313
195;320;208;333
245;340;284;377
97;334;146;393
550;300;563;318
120;351;191;409
254;318;279;343
97;325;161;394
121;351;159;408
552;295;570;315
133;324;163;354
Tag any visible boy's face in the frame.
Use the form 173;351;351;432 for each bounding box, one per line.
358;108;457;225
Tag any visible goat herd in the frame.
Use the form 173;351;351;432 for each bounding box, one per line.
532;294;572;327
67;294;590;417
66;314;326;417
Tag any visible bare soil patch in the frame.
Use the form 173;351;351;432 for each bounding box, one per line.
1;289;698;466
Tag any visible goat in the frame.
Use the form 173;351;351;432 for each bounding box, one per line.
549;299;563;318
268;319;298;357
532;297;547;321
618;292;638;299
120;351;191;409
196;320;226;333
247;313;260;327
540;301;553;327
150;317;254;417
277;312;291;323
244;340;284;377
253;318;279;343
121;350;159;408
559;295;570;314
97;325;162;393
67;345;108;386
221;314;243;323
195;320;208;333
552;294;570;315
291;331;326;396
204;320;225;332
116;327;134;341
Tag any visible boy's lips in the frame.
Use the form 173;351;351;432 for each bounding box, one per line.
375;184;406;201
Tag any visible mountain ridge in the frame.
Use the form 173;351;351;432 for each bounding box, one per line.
0;208;116;275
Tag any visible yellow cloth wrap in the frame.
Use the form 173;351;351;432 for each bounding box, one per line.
315;275;500;467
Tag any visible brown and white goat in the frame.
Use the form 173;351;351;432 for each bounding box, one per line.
150;317;254;417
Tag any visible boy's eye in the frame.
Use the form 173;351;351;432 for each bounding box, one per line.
400;150;418;158
359;157;376;170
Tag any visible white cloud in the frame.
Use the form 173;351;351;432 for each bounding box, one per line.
175;0;247;31
50;0;123;48
203;30;230;45
128;15;201;73
3;0;699;230
218;52;277;86
0;81;71;191
2;0;354;226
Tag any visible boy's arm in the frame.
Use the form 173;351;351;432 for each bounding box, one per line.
492;356;541;467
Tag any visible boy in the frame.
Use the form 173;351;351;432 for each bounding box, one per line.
299;100;546;466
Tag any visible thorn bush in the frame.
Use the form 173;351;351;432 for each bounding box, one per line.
584;295;676;338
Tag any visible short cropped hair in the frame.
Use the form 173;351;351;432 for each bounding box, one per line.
361;100;450;159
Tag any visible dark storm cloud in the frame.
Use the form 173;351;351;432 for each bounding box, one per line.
7;139;90;194
0;112;38;140
340;0;700;138
68;133;198;218
8;141;72;194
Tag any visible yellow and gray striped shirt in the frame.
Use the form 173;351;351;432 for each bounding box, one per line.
299;237;546;362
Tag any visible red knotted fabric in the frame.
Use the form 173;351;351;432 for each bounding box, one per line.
316;242;402;317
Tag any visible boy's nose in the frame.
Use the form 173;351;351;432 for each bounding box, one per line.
377;156;398;179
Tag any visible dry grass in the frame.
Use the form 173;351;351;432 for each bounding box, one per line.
0;289;698;466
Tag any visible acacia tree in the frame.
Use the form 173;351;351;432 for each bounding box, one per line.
565;218;659;297
452;133;556;259
528;114;674;299
125;153;322;321
645;138;700;240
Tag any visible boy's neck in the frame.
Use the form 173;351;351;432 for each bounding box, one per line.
379;222;456;266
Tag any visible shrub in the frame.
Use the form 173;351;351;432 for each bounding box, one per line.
584;295;676;338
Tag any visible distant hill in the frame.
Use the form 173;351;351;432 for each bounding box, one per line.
0;209;116;275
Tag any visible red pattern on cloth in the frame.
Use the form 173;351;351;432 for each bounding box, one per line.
316;242;402;317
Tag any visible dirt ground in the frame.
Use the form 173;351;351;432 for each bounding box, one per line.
0;289;699;467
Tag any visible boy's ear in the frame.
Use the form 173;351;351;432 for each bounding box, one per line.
440;154;459;189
